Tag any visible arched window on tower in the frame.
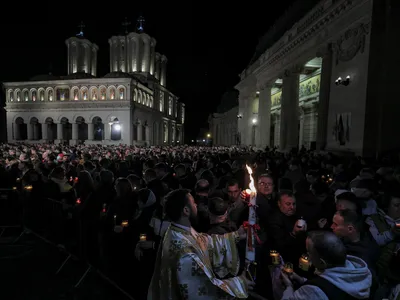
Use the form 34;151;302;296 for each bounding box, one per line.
40;90;45;101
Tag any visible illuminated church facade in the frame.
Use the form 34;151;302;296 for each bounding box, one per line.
3;19;185;146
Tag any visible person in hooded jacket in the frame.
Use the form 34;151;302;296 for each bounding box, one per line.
281;231;372;300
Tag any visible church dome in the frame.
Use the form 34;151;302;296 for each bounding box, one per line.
30;73;60;81
103;71;131;78
62;72;95;80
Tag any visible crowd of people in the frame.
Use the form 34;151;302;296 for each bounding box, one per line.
1;142;399;299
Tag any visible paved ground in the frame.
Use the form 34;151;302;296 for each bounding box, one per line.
0;228;135;300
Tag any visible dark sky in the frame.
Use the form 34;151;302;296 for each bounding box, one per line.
0;0;296;140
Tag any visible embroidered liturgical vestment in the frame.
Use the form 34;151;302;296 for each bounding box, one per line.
148;224;248;299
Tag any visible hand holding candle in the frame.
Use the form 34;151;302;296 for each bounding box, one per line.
299;254;310;271
283;262;294;275
270;250;280;265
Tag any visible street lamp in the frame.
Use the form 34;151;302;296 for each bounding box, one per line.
207;133;211;138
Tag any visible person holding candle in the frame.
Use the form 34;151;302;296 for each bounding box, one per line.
268;191;307;268
365;193;400;284
331;209;379;275
148;189;254;299
280;231;372;300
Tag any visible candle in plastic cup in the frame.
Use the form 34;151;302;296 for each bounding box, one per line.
139;234;147;241
299;254;310;271
297;218;306;228
121;220;129;227
270;250;280;265
283;262;294;275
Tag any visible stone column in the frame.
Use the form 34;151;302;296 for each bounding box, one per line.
57;123;63;140
134;37;140;72
299;107;305;148
72;123;78;140
161;56;167;86
27;123;33;140
145;125;150;144
142;36;151;73
150;39;156;75
316;44;333;151
33;124;40;140
257;84;273;148
105;123;111;140
41;123;48;140
137;122;142;141
155;54;161;80
280;67;301;152
88;123;94;140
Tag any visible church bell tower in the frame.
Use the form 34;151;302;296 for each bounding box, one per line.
65;22;99;76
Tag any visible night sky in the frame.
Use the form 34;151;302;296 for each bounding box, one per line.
0;0;297;141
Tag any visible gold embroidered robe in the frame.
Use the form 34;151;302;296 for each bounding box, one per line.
148;224;248;300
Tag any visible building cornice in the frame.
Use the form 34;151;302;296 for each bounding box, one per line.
242;0;358;81
3;77;133;87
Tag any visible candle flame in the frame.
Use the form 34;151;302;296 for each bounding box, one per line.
246;164;256;193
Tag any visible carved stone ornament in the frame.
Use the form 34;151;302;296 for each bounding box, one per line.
333;23;370;65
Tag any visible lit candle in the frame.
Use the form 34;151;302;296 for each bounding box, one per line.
283;262;294;275
76;198;81;205
270;250;280;265
24;185;33;191
102;203;106;213
12;187;17;190
395;222;400;229
16;178;20;182
139;233;147;241
245;165;257;262
299;254;310;271
74;177;78;183
121;220;129;227
113;214;117;226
